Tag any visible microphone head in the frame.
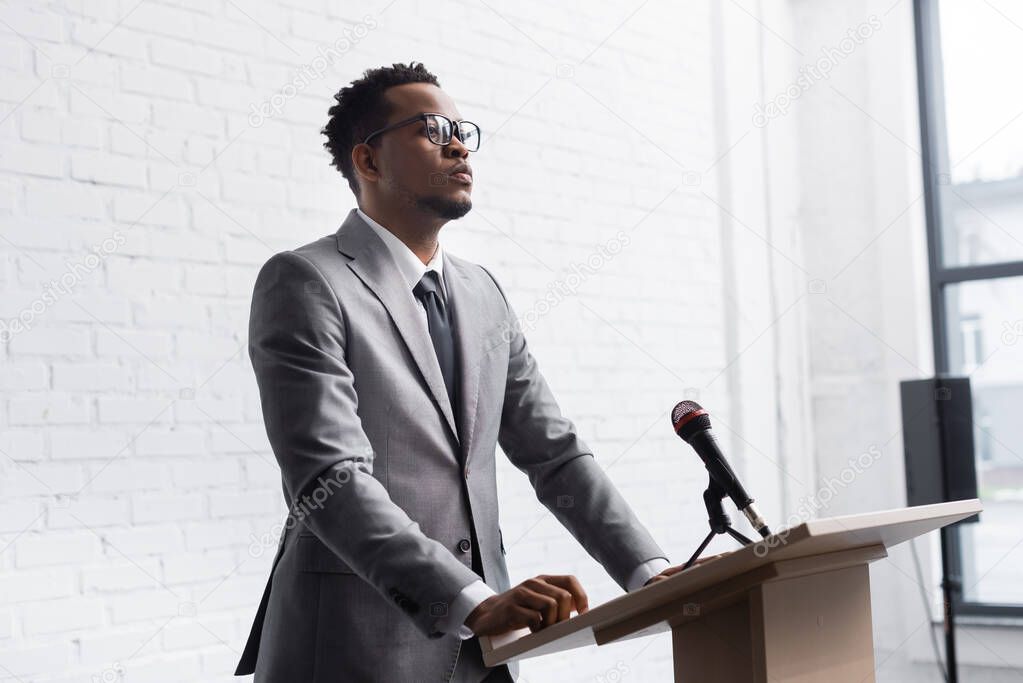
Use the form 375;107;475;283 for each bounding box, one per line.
671;400;711;441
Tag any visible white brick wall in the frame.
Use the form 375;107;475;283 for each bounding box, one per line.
0;2;726;678
0;0;768;676
5;1;1008;681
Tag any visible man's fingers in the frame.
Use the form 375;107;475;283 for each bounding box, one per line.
514;586;562;627
538;574;589;614
523;578;574;623
505;603;543;632
691;551;729;567
483;574;590;637
653;552;731;582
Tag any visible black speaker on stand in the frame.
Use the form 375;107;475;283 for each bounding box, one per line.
900;376;981;683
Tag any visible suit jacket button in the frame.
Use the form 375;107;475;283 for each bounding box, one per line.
458;538;471;553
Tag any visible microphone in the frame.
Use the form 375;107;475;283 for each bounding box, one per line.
671;400;772;538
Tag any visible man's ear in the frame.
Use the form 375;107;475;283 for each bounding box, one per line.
351;142;380;185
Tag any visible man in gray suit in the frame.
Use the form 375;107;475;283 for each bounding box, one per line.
235;62;677;682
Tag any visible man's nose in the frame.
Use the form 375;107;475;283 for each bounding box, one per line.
446;136;469;158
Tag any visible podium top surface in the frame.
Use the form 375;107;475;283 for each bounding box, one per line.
481;499;982;665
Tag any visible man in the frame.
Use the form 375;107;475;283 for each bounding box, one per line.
235;62;681;682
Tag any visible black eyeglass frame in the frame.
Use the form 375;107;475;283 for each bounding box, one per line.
361;112;481;151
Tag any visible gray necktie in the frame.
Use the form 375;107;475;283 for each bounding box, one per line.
413;270;459;418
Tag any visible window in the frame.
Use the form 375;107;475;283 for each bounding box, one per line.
955;314;982;375
916;0;1023;616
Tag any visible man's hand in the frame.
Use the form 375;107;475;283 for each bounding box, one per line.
464;575;589;636
643;551;731;587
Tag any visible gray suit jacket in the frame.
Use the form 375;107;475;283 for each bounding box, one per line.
235;208;668;682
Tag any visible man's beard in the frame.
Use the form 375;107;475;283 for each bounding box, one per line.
386;175;473;220
414;193;472;220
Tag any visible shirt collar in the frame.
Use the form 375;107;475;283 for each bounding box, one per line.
357;207;446;296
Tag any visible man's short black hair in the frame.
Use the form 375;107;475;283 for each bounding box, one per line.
321;61;441;198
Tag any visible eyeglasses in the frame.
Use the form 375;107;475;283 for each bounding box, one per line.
362;112;481;152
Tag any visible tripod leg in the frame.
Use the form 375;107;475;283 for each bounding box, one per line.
683;529;717;570
725;526;755;546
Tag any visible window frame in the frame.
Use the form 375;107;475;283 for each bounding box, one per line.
915;0;1023;618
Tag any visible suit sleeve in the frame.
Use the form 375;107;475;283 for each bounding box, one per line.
479;266;669;592
249;251;482;638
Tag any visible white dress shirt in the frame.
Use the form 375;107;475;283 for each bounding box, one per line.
357;207;448;331
356;207;671;639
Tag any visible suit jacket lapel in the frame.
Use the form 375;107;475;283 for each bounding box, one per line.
445;256;485;467
335;209;460;444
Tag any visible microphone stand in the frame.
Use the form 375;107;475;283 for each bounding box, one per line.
682;477;755;570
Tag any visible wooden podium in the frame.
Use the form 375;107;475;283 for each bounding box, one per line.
481;499;982;682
